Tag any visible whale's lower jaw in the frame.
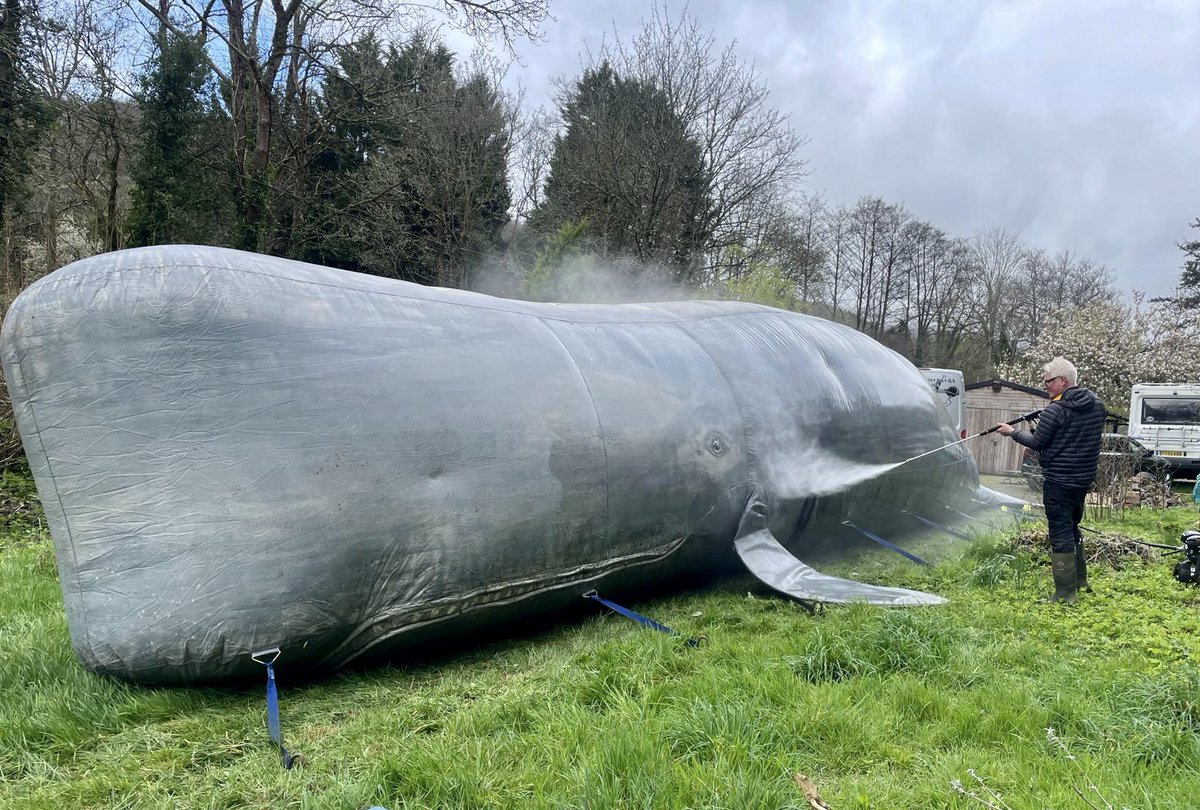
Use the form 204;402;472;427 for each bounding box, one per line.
733;486;949;607
736;529;947;605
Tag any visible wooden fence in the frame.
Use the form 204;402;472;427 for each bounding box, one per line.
966;406;1030;475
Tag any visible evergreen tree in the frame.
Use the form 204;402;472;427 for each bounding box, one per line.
295;33;394;272
307;34;512;287
127;29;228;246
1179;218;1200;308
520;218;593;301
532;63;710;284
0;0;52;241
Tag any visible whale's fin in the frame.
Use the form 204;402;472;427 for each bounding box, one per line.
734;489;947;606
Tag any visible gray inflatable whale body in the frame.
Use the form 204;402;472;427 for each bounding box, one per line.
2;246;985;683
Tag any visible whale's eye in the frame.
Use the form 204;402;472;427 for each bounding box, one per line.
706;435;725;456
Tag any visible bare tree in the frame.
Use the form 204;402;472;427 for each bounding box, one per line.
751;192;827;306
506;96;552;221
1044;250;1115;309
8;0;134;283
931;239;979;368
902;220;946;364
1007;248;1117;355
843;196;908;336
847;198;882;332
968;227;1027;368
872;201;912;336
820;203;851;322
604;4;808;280
1011;248;1051;351
67;1;136;253
899;221;975;366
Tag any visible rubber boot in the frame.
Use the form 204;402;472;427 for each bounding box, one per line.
1074;540;1091;593
1049;553;1078;605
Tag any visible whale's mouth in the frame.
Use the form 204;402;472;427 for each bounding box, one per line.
732;486;947;606
731;437;989;607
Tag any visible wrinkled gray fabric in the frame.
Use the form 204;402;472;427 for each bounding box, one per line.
2;246;980;683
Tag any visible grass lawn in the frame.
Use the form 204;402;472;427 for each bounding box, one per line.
2;476;1200;809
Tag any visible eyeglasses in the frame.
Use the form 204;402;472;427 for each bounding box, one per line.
1042;376;1062;387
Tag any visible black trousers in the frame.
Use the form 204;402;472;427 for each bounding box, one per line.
1043;480;1089;554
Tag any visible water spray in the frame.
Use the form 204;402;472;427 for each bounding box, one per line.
893;409;1044;469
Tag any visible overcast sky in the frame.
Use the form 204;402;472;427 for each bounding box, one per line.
449;0;1199;300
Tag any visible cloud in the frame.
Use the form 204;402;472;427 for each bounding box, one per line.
480;0;1199;298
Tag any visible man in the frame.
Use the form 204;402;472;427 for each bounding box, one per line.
997;357;1105;604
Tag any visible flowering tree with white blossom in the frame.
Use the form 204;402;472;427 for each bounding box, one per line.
998;295;1200;414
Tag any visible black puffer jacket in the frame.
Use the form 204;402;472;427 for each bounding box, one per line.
1011;386;1106;487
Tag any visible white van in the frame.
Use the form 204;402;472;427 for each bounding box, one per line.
919;367;966;439
1128;383;1200;478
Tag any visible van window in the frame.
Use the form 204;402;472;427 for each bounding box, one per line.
1142;398;1200;426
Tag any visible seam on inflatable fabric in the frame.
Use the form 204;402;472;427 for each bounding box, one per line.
533;318;611;542
38;260;795;326
333;534;691;666
4;340;91;653
672;320;759;487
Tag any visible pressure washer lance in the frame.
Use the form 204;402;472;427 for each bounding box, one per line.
894;409;1043;468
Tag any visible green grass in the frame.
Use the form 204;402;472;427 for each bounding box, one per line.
3;484;1200;809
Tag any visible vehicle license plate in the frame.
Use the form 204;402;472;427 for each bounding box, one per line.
1160;450;1184;456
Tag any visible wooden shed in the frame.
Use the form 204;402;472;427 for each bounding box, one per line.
964;379;1049;475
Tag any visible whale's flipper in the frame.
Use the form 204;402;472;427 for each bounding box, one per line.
734;490;947;606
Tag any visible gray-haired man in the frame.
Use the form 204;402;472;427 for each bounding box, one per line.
997;357;1105;603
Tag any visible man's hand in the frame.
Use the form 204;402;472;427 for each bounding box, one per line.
996;423;1016;436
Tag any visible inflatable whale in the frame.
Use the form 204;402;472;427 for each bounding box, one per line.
2;246;987;683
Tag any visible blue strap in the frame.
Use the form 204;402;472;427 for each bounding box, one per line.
252;647;295;769
902;510;973;541
842;521;931;566
584;591;700;646
943;505;983;523
265;663;283;747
